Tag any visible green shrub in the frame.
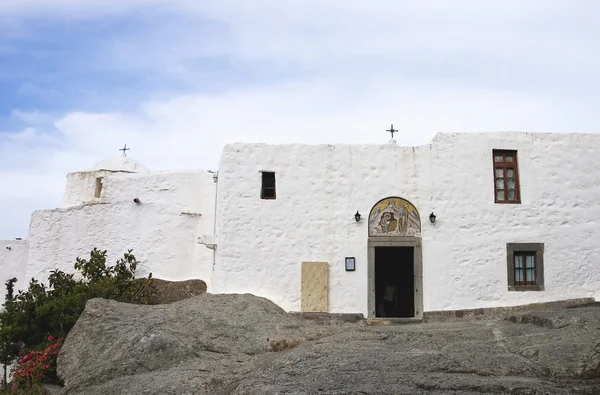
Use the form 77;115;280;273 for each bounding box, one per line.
0;248;154;390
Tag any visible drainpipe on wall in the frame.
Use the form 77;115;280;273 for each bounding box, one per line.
212;172;218;270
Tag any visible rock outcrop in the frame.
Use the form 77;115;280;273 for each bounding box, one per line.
57;294;348;394
146;278;207;304
56;295;600;394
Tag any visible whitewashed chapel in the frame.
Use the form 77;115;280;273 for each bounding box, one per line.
1;131;599;318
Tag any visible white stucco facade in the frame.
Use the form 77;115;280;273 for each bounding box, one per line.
1;132;599;315
0;156;216;306
28;170;216;287
214;132;600;315
0;239;28;301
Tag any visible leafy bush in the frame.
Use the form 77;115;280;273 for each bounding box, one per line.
0;248;154;390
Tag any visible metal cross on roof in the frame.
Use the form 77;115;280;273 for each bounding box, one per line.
386;124;398;139
119;144;130;156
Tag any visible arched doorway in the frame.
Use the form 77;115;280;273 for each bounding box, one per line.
367;197;423;320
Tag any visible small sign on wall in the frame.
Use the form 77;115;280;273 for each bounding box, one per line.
345;257;356;271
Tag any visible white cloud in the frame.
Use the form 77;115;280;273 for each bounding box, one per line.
1;1;600;238
2;76;595;233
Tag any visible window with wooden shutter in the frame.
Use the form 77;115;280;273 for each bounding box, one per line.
261;171;276;199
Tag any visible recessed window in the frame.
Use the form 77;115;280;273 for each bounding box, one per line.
261;171;276;199
514;253;536;286
94;177;103;198
493;150;521;204
507;243;544;291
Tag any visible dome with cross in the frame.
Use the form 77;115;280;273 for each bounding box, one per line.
90;155;150;173
90;145;149;173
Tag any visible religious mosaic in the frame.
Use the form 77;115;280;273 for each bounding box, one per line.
369;197;421;237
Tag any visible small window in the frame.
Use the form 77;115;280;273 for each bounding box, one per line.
261;171;276;199
94;177;103;198
492;150;521;204
514;253;536;286
507;243;544;291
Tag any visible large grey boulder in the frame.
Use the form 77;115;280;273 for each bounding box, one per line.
56;296;600;395
57;294;347;394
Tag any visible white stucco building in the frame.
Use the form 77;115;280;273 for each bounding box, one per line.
1;132;599;318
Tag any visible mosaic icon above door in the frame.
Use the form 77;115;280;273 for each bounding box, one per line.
369;197;421;237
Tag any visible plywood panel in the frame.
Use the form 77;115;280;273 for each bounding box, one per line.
301;261;328;312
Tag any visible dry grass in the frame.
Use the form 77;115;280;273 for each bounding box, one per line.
0;383;47;395
268;338;301;352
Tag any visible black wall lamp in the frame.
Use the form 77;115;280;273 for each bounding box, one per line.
429;212;436;224
354;211;361;222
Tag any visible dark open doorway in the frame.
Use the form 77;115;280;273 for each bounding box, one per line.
375;247;414;318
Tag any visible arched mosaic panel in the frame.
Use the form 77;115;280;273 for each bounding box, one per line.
369;197;421;237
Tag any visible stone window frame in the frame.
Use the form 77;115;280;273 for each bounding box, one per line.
506;243;544;291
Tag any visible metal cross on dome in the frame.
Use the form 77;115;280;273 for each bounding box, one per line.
386;124;398;139
119;144;130;156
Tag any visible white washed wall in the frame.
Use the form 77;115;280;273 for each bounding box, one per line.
214;133;600;314
62;170;112;208
27;170;216;289
0;239;28;307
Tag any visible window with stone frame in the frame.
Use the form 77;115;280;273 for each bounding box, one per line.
493;150;521;204
260;171;276;199
506;243;544;291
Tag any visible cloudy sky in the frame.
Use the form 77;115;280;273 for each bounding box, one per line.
0;1;599;238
